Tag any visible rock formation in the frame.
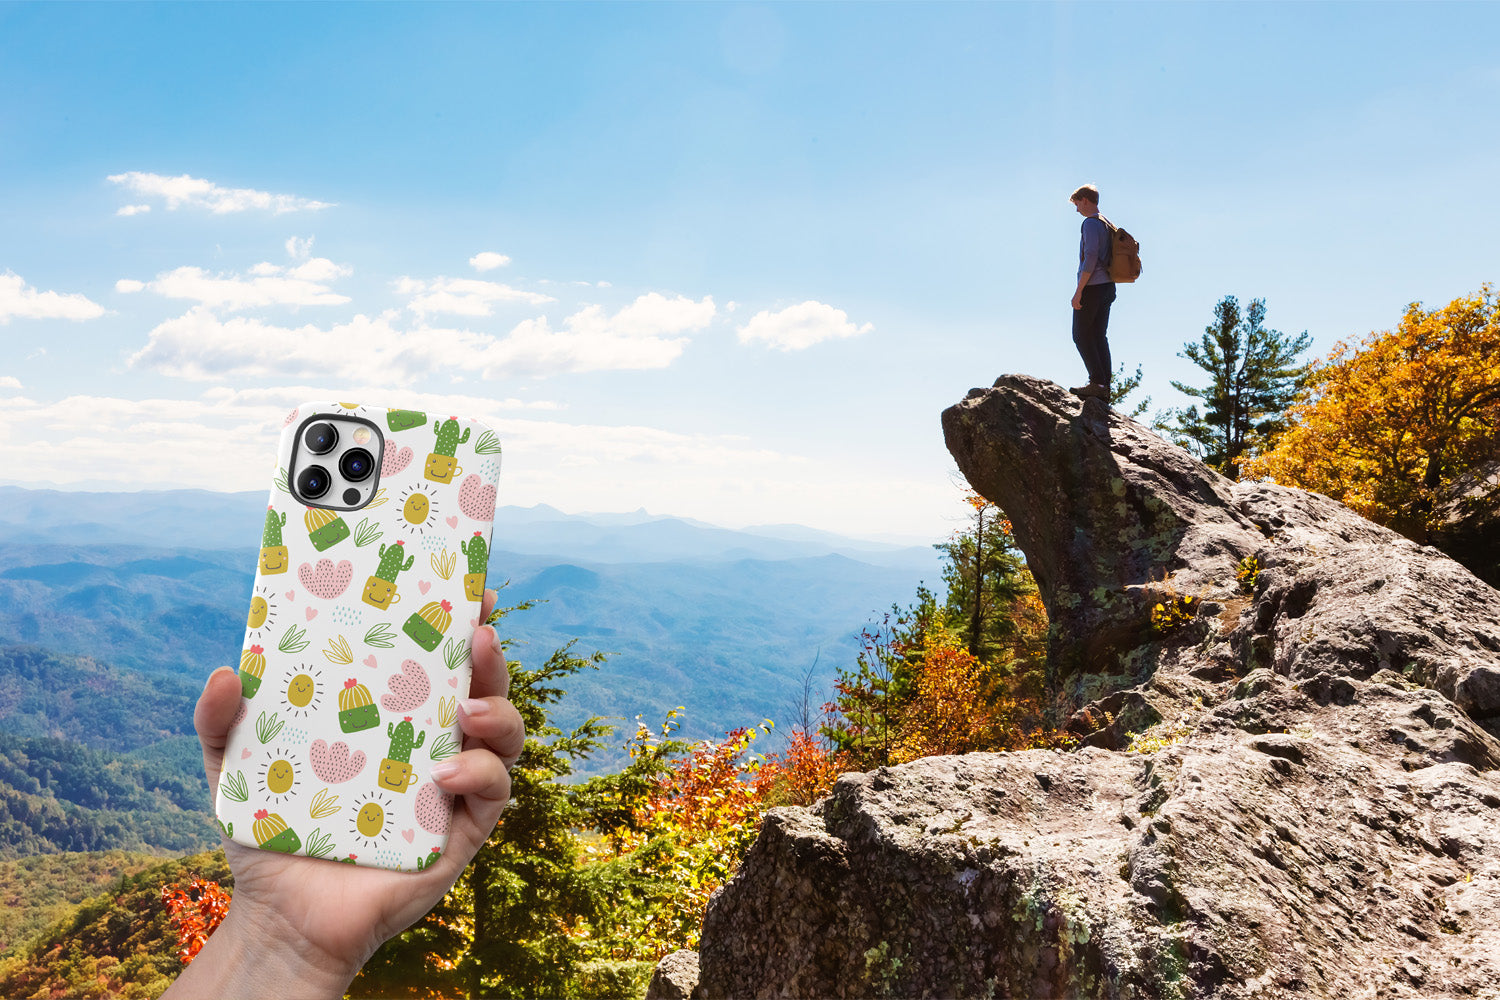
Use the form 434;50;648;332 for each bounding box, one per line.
662;375;1500;999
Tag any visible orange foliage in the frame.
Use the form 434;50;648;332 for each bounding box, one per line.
755;729;845;806
1245;286;1500;539
159;877;230;964
891;630;992;763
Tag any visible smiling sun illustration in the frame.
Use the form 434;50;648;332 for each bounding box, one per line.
257;749;301;805
397;484;439;536
246;585;279;638
281;665;324;718
348;791;393;847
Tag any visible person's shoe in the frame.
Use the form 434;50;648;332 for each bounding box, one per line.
1071;382;1109;399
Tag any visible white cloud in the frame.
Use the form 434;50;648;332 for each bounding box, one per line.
127;259;353;310
469;251;510;272
117;204;151;216
129;292;717;383
286;235;314;259
736;300;872;351
0;272;107;323
465;293;716;376
397;276;555;317
107;171;333;214
0;376;21;390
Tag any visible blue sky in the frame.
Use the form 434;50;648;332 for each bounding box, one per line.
2;2;1498;540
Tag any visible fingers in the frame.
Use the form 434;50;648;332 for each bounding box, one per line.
458;695;525;768
468;624;510;700
194;667;244;796
480;587;497;625
431;747;512;804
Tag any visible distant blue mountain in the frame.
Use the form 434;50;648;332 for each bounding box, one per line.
0;487;943;758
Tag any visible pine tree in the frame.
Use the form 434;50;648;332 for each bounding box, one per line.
1165;296;1312;478
935;493;1031;663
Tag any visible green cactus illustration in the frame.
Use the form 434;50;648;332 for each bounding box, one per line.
262;507;287;547
387;408;427;433
432;417;471;457
460;533;488;574
386;717;427;763
415;847;442;871
373;541;414;583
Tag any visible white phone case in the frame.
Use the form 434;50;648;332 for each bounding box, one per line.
215;402;500;872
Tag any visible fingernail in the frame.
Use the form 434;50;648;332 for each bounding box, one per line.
431;762;460;780
489;626;504;655
460;698;491;717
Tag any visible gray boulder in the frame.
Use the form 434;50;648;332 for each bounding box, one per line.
669;375;1500;998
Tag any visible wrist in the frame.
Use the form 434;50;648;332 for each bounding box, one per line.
165;894;363;1000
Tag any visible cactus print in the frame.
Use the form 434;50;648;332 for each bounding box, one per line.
218;402;497;872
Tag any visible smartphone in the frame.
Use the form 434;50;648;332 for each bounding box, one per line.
215;401;500;872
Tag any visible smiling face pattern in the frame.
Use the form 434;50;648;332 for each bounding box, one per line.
226;406;497;871
403;492;429;525
257;751;300;804
287;673;315;707
348;792;393;847
357;801;385;837
396;485;438;536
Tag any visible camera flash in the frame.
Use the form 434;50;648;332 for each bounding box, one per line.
352;427;373;446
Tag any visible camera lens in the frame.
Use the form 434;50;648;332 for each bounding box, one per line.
297;465;332;500
303;422;338;455
340;448;375;482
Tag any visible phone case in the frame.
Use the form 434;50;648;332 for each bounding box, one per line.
215;401;501;872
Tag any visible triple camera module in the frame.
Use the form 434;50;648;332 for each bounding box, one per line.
292;416;384;510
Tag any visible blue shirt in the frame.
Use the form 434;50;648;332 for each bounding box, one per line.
1078;215;1113;286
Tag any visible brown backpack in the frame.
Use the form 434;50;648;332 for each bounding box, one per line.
1098;214;1142;283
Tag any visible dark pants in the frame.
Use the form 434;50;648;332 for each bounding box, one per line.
1072;282;1116;387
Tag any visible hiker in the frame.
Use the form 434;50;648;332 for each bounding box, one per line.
162;588;525;1000
1069;183;1115;400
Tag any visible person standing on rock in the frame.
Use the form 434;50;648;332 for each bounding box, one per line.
1069;183;1115;400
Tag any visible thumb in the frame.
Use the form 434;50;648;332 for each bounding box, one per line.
195;666;244;798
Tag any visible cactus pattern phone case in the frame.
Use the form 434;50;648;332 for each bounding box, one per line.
215;402;501;872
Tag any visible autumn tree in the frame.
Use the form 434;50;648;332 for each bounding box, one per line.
936;492;1032;663
1244;285;1500;543
1165;296;1313;478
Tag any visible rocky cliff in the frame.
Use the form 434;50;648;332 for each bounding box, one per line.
653;375;1500;999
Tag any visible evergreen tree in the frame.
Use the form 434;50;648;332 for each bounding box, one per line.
935;493;1030;663
1165;296;1312;478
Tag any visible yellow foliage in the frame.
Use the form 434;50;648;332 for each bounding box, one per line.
1245;286;1500;540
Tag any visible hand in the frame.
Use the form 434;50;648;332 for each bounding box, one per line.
1071;291;1083;310
164;588;525;1000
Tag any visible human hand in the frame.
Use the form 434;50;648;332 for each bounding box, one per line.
1071;291;1083;310
164;588;524;1000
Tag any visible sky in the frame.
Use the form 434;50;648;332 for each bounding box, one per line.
2;2;1498;542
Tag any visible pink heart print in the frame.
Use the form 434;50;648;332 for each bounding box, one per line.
285;590;295;600
363;654;378;668
299;558;353;599
445;516;459;528
380;658;431;712
382;445;413;476
418;580;432;595
240;748;252;760
401;828;416;843
305;607;319;621
309;739;367;783
458;474;497;522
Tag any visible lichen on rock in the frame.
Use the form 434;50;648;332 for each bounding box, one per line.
664;375;1500;999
